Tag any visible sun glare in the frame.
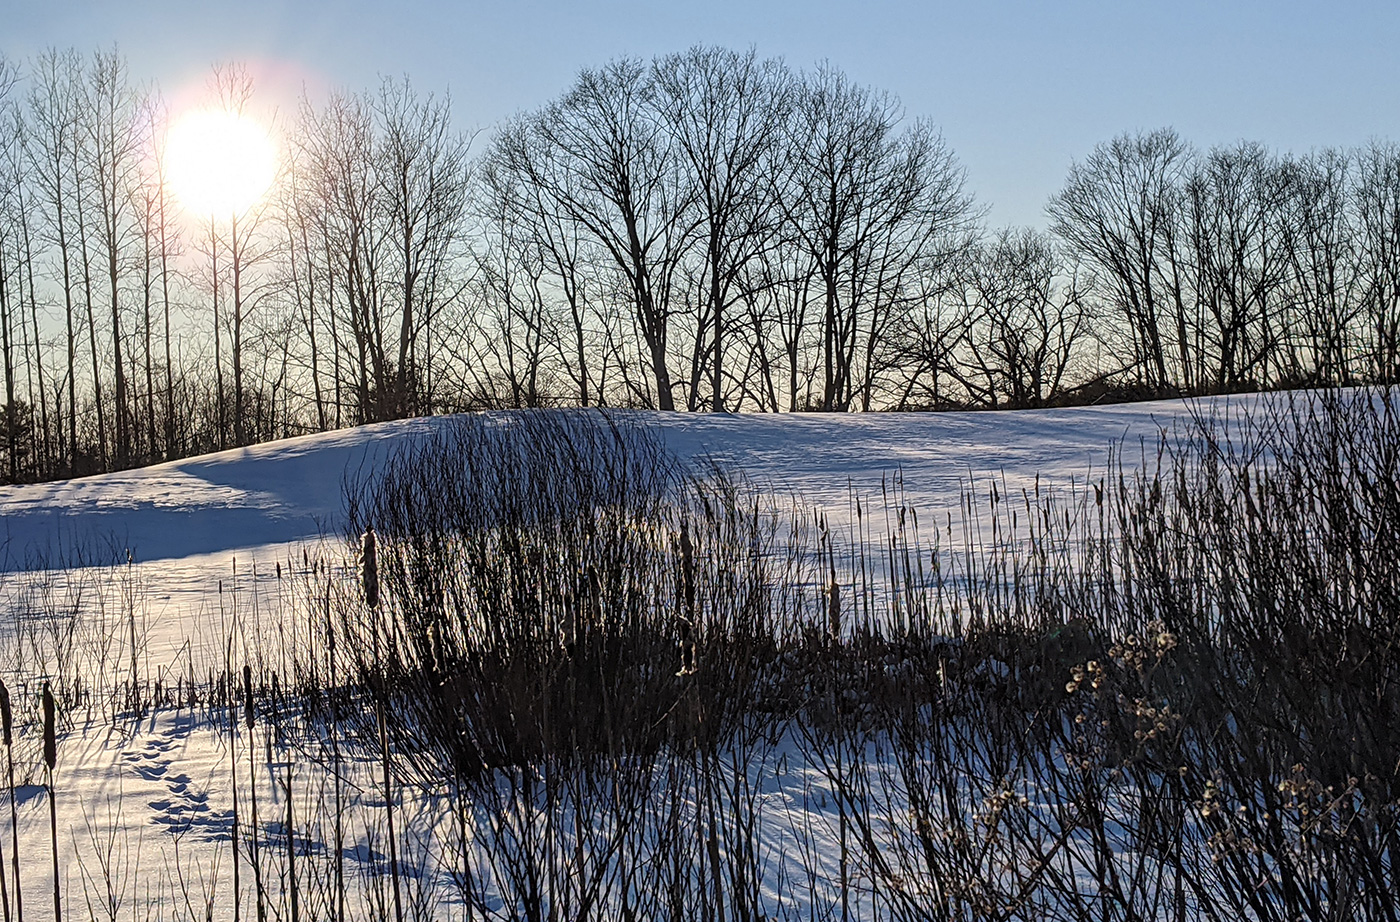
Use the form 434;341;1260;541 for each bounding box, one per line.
165;110;277;218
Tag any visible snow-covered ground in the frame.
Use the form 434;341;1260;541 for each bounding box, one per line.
0;396;1233;918
1;398;1204;571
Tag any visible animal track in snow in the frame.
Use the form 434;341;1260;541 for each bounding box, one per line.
121;712;233;841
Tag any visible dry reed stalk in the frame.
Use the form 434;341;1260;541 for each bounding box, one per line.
378;697;403;922
283;753;297;922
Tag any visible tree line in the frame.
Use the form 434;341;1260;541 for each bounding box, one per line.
0;45;1397;483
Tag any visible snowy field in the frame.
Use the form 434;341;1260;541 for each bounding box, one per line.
0;398;1199;567
0;396;1264;919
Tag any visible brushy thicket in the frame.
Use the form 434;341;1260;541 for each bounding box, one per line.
338;411;785;773
305;394;1400;921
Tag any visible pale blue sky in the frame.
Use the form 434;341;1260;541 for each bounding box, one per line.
7;0;1399;228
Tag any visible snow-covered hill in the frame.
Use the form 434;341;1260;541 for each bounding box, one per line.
0;398;1207;572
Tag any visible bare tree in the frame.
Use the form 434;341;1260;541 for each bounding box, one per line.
469;151;555;406
15;46;1400;479
84;47;143;466
1183;142;1291;390
528;154;601;406
214;65;281;447
6;100;53;477
1276;149;1359;386
293;80;471;423
29;49;87;472
782;66;974;410
485;111;643;409
652;46;791;411
887;283;973;410
1353;141;1400;383
960;228;1092;407
138;90;183;457
280;132;330;429
0;55;23;480
372;77;472;417
1049;129;1193;393
299;89;383;423
515;58;694;410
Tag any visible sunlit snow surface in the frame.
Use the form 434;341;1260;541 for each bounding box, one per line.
0;397;1249;917
0;399;1203;571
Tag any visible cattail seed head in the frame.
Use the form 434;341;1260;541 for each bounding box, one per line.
243;664;256;728
0;679;11;747
361;527;380;610
42;682;56;771
677;617;696;676
679;521;695;612
827;571;841;642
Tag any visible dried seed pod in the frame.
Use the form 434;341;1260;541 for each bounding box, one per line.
42;682;56;771
361;527;380;610
677;617;696;676
243;664;256;728
0;679;10;747
827;570;841;642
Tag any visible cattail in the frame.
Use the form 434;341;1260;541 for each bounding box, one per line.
41;684;55;773
0;681;10;922
0;680;10;749
828;570;842;643
677;617;696;676
284;762;298;922
360;528;379;610
243;665;256;729
225;677;241;922
2;683;17;922
41;683;58;922
243;665;266;922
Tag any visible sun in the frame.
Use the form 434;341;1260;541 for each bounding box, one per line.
165;109;277;218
